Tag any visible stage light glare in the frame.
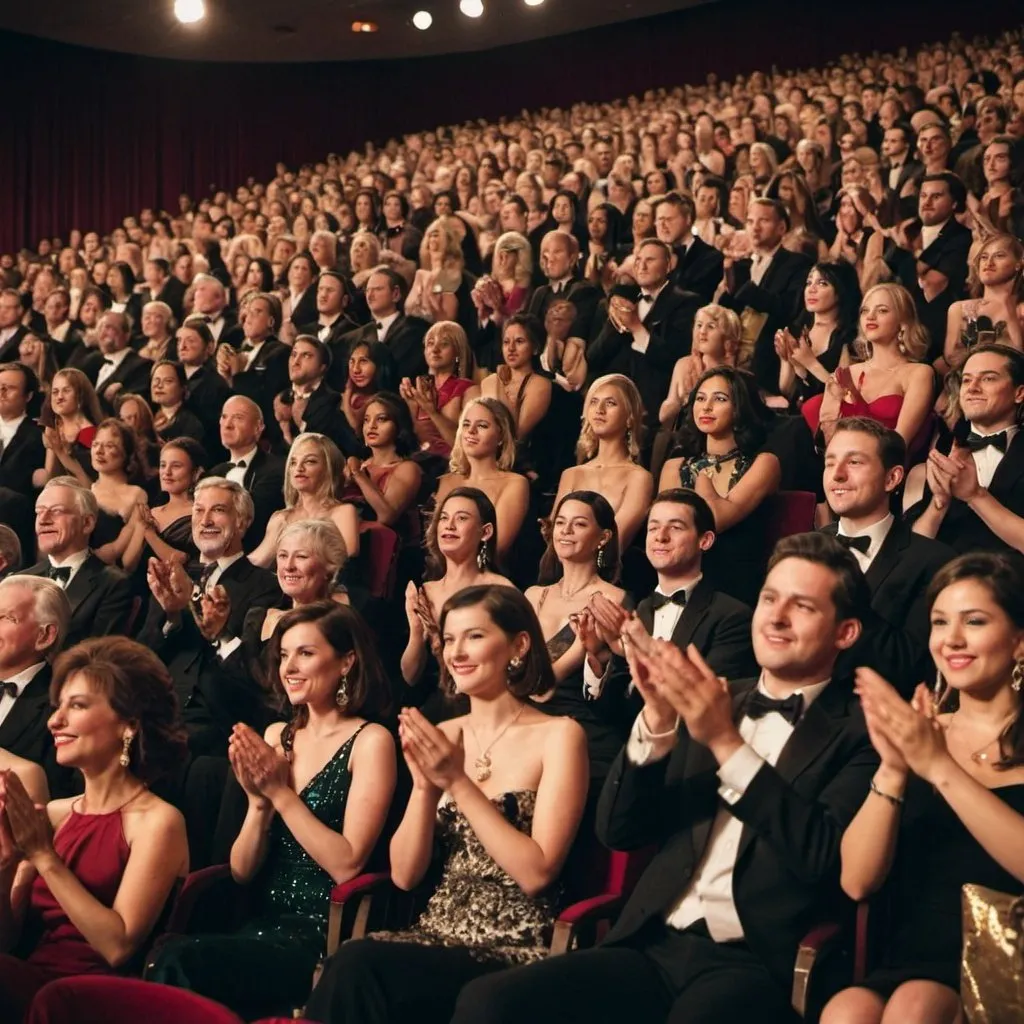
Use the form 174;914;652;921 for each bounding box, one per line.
413;10;433;29
524;0;545;6
459;0;484;18
173;0;206;24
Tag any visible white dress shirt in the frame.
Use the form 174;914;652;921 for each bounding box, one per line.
241;338;265;372
0;661;47;728
887;162;904;191
48;548;91;589
225;447;258;486
969;425;1017;490
549;276;573;296
95;347;131;388
202;552;246;659
750;245;782;287
49;320;72;343
631;280;669;355
919;220;947;254
582;576;702;700
0;326;17;348
627;673;831;941
836;513;894;573
207;314;227;342
0;413;26;450
375;311;400;341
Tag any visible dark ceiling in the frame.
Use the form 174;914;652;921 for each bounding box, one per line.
0;0;709;63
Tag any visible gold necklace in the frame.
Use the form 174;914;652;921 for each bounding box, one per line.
559;573;599;600
951;712;1019;765
468;705;525;782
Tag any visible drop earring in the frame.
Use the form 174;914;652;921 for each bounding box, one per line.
119;732;133;769
1013;660;1024;693
336;672;350;709
477;541;489;572
596;545;605;570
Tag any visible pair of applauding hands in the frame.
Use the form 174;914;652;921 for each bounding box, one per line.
146;557;232;643
0;771;53;875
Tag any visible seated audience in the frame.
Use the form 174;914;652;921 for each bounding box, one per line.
115;392;160;482
33;369;103;489
145;601;396;1020
176;316;231;458
539;299;587;391
0;637;188;1022
150;360;206;447
821;552;1024;1024
828;187;885;291
525;231;601;345
654;192;724;305
82;311;152;416
659;366;782;605
86;418;150;565
339;338;400;437
19;477;132;647
0;526;21;579
136;301;175;364
298;270;359;347
305;584;588;1024
435;398;530;565
452;532;875;1024
0;362;45;496
249;432;360;567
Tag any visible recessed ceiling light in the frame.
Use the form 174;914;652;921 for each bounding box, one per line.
351;20;379;32
412;10;433;29
459;0;484;17
524;0;545;6
173;0;206;24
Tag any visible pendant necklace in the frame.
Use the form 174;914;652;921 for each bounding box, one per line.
469;704;526;782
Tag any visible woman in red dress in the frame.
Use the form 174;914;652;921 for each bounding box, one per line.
0;636;189;1020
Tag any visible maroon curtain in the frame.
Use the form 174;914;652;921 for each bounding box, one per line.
0;0;1016;252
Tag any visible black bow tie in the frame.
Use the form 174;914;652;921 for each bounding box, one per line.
48;565;72;584
375;321;384;331
102;358;115;366
386;224;404;237
835;533;871;555
239;342;254;353
229;459;247;470
649;590;687;611
745;690;804;726
0;681;18;699
964;430;1008;453
640;293;655;302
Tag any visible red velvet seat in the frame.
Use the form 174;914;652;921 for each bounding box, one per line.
359;521;400;599
764;490;818;550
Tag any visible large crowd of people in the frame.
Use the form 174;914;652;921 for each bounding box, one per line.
0;20;1023;1024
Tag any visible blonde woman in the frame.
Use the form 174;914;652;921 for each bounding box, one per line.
434;397;529;562
470;232;531;327
349;231;382;291
660;305;742;427
555;374;653;550
399;321;474;457
248;433;360;568
404;217;464;324
803;283;936;456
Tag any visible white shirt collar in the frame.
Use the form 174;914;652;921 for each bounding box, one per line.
102;347;131;369
753;243;782;263
230;446;259;467
640;280;669;304
216;551;244;573
550;275;573;292
0;413;26;444
1;661;46;695
837;512;894;565
970;424;1017;441
49;320;71;342
920;219;949;251
48;548;89;571
376;311;400;336
654;572;702;599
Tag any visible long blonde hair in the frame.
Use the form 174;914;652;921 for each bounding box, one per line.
424;320;473;380
576;374;645;464
854;283;930;362
448;397;518;475
282;433;345;508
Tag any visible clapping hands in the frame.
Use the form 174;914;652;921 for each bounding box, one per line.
228;724;290;806
0;771;53;868
398;708;465;793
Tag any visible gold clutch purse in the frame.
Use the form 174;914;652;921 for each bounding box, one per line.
961;883;1024;1023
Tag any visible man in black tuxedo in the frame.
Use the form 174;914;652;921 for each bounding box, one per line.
140;257;186;324
0;576;75;796
822;418;954;694
332;269;427;386
42;288;84;369
909;345;1024;553
178;315;231;463
881;122;924;218
588;239;700;447
273;336;364;457
19;477;132;647
192;274;240;346
883;172;972;362
207;395;285;552
719;198;813;395
654;192;724;305
0;361;44;496
525;232;601;343
216;292;290;444
138;477;281;755
451;532;877;1024
298;271;360;348
0;526;21;579
82;311;153;415
0;288;27;364
580;489;757;728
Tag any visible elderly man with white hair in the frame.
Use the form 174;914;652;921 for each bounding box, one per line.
191;272;241;345
139;475;281;754
0;574;75;796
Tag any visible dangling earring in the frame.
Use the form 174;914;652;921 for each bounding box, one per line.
454;356;461;376
336;673;350;709
596;545;605;570
1013;660;1024;693
119;732;133;769
477;541;489;572
506;656;522;677
897;326;907;355
625;427;633;451
933;668;948;711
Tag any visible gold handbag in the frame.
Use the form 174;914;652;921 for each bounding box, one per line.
961;883;1024;1023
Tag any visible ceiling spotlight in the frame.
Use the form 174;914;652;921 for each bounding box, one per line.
524;0;545;5
351;20;379;32
173;0;206;24
413;10;433;29
459;0;484;17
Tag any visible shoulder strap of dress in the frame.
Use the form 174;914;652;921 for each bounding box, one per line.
340;721;370;769
514;372;532;413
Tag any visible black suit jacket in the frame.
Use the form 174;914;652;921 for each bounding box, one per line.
673;237;724;306
143;277;186;323
599;579;757;728
908;428;1024;554
587;284;700;437
596;677;877;987
0;416;45;495
83;349;153;414
138;557;282;753
183;362;232;462
720;249;814;394
206;449;285;552
527;280;602;343
331;316;428;387
19;554;132;648
47;327;85;370
288;288;319;330
231;339;291;442
293;380;366;459
297;316;361;350
824;519;955;695
0;664;75;797
0;326;28;364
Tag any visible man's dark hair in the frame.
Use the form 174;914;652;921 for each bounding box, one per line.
831;417;906;473
654;190;695;220
767;532;870;623
650;488;715;538
921;171;967;212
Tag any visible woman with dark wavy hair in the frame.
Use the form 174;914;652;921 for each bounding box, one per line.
0;636;188;1021
659;366;782;605
146;601;396;1020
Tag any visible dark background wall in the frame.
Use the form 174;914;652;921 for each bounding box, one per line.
0;0;1017;251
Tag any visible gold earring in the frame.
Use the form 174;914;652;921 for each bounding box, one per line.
1013;660;1024;693
120;732;133;768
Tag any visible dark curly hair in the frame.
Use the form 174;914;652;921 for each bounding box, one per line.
673;365;772;459
50;637;188;783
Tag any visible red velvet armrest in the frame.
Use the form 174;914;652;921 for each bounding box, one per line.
792;921;843;1018
327;872;393;955
549;894;625;956
164;865;233;934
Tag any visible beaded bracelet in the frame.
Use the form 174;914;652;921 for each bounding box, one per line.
870;779;905;807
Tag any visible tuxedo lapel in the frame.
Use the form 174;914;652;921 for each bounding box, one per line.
989;432;1024;495
637;596;655;635
383;316;405;344
863;521;906;593
669;581;712;651
64;556;100;613
0;669;50;750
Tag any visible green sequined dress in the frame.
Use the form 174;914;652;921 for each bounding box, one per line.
144;724;366;1019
